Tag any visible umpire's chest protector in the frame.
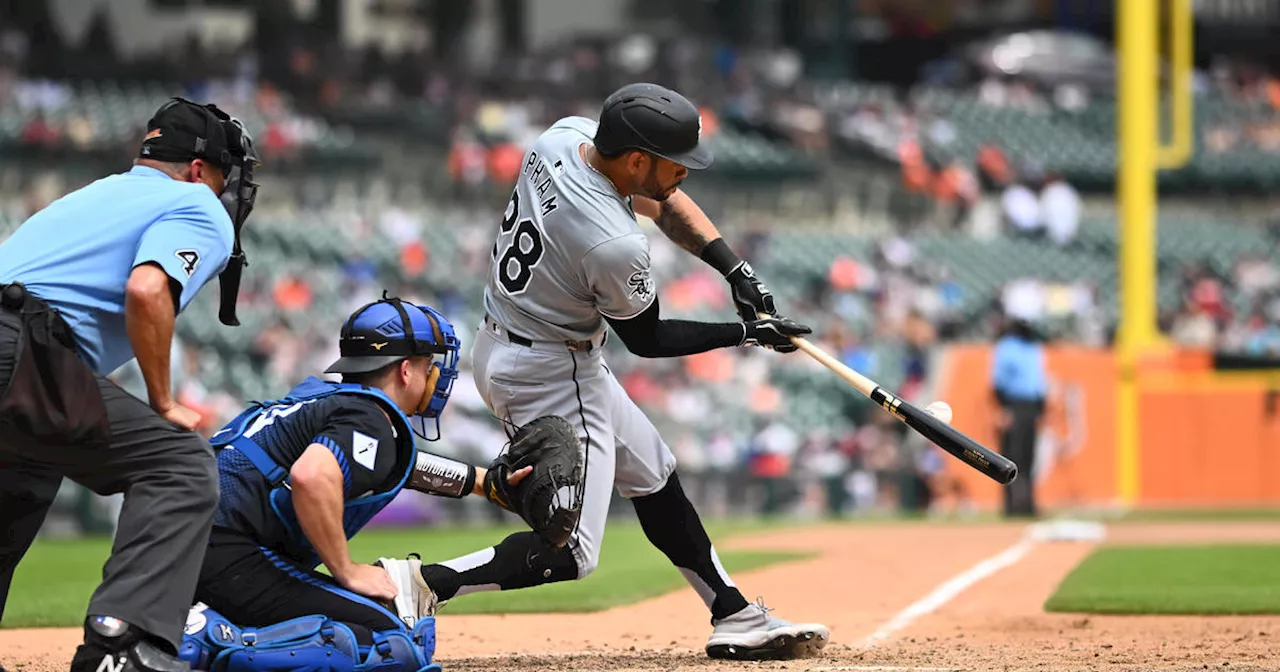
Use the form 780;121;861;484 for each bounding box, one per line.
211;376;415;568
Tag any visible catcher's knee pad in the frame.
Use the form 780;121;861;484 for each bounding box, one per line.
70;615;188;672
179;605;439;672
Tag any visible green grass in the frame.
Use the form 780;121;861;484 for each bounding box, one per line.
2;521;812;628
1045;544;1280;615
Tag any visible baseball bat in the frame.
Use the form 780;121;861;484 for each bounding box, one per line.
764;316;1018;485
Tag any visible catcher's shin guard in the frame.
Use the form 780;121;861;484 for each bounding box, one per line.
179;605;439;672
70;615;189;672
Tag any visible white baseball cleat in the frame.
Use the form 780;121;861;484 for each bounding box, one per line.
375;555;439;628
706;598;829;660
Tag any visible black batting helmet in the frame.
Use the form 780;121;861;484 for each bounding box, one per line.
594;83;713;170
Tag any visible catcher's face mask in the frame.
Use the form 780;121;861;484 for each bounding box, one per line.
326;294;461;441
203;103;262;327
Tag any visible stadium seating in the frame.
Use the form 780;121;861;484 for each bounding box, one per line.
137;204;1269;433
0;80;373;165
907;87;1280;192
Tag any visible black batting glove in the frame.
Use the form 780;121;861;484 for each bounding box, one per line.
741;316;811;353
700;239;778;322
726;261;777;323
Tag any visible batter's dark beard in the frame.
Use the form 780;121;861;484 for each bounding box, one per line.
642;169;677;201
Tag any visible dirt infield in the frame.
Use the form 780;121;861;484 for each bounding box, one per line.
3;520;1277;672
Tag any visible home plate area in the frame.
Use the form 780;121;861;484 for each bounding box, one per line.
4;521;1278;672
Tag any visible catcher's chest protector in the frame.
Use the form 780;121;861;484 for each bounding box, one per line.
211;376;415;568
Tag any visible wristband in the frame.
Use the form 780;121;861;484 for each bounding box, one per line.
699;238;743;277
408;453;476;499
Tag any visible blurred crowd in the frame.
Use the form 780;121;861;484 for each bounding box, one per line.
1167;260;1280;354
3;7;1278;534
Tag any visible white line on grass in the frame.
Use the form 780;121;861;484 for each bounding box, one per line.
860;535;1037;648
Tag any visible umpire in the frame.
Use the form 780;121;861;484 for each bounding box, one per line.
0;98;259;672
991;317;1048;518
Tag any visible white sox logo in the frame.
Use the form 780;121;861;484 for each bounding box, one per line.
627;269;654;301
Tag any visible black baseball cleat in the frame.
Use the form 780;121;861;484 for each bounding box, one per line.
70;616;190;672
705;598;829;660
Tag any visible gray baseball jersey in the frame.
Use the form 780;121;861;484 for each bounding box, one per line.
469;115;736;614
482;116;657;342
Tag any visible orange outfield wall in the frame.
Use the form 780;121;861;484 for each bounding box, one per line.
935;345;1280;510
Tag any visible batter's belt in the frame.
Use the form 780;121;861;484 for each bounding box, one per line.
484;313;606;353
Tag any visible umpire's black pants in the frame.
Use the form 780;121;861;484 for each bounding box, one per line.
0;306;219;652
999;399;1044;518
196;530;403;646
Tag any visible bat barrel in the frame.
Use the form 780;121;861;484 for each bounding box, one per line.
771;319;1016;485
869;387;1018;485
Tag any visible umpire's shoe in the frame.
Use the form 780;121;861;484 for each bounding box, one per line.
375;555;439;628
70;616;190;672
706;598;829;661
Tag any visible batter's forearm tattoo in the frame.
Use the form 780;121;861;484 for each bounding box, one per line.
654;200;710;255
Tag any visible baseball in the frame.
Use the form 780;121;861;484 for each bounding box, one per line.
925;401;953;425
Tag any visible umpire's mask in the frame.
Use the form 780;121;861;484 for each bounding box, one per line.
203;102;261;327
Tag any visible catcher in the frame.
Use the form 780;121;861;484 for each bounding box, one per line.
179;295;583;672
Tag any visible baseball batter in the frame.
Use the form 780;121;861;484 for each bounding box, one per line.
412;83;829;660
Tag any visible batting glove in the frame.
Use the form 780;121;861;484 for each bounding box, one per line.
726;261;777;323
741;316;811;353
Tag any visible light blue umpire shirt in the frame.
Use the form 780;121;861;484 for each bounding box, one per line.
991;333;1047;402
0;165;233;375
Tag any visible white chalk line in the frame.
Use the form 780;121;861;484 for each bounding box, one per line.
809;667;963;671
858;534;1038;649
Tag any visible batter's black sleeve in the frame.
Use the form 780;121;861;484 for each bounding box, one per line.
605;298;746;359
311;401;401;498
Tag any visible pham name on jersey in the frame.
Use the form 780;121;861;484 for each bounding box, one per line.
522;151;560;217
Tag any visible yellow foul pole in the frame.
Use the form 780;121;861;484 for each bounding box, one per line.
1116;0;1159;506
1116;0;1195;507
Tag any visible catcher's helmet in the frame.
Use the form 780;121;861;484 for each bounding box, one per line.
325;294;460;429
594;83;713;170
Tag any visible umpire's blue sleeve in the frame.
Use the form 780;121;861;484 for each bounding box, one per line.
133;189;234;312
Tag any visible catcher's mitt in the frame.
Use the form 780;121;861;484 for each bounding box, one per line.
483;415;585;548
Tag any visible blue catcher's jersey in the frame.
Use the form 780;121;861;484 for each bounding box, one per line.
209;377;416;566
